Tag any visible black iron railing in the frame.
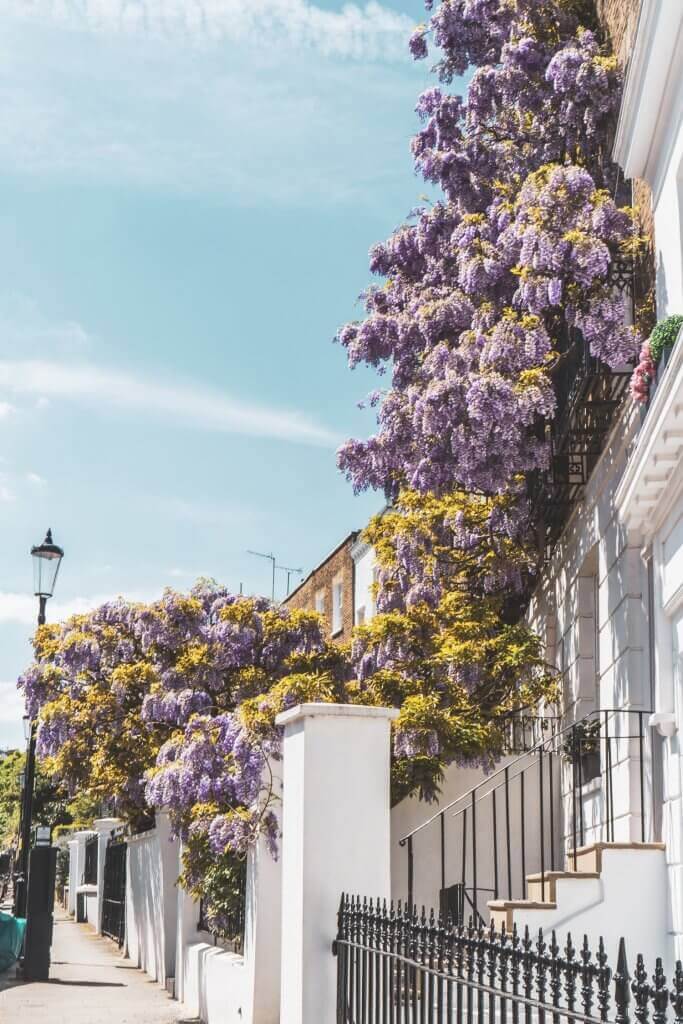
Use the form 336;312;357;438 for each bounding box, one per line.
503;714;561;755
333;895;683;1024
83;833;98;885
198;861;247;952
101;834;126;946
399;709;653;923
529;331;632;559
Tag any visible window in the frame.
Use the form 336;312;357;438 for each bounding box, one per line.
332;573;343;634
314;589;325;615
356;606;365;626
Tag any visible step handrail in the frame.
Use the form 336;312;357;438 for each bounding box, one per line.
398;706;652;847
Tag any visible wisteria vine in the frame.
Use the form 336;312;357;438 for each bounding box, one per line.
338;0;644;518
19;583;346;933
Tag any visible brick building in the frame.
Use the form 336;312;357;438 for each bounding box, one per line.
283;531;359;643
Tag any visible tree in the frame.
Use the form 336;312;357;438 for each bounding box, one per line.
0;749;74;849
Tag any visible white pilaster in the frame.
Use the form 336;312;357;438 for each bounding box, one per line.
68;830;95;918
277;703;398;1024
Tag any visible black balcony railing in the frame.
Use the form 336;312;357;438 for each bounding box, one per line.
529;331;632;559
83;833;98;885
528;243;654;562
399;709;653;925
333;895;683;1024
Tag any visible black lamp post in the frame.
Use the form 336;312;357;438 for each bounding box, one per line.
14;529;64;919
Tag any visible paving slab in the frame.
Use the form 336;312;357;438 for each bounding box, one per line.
0;911;194;1023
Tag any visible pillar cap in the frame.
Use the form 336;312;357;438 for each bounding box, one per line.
275;702;399;728
92;817;123;831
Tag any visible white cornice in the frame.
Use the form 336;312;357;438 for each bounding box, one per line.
350;536;372;561
613;0;683;189
615;329;683;538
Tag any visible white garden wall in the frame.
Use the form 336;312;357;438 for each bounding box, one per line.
174;768;283;1024
125;812;179;986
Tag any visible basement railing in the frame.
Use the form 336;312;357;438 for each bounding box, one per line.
398;709;653;925
333;894;683;1024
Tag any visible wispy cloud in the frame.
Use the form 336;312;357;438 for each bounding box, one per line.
0;402;14;418
0;295;90;358
0;680;24;724
0;359;340;447
0;589;160;627
0;3;423;206
0;474;15;503
0;0;413;60
25;472;46;486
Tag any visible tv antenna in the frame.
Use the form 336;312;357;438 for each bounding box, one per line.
276;564;303;597
247;550;276;601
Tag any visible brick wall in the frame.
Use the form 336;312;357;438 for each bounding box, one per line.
596;0;640;66
596;0;656;267
283;533;357;644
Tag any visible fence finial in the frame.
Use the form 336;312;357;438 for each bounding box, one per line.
671;961;683;1024
615;937;632;1024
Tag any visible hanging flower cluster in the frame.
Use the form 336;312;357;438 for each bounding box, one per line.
338;1;643;512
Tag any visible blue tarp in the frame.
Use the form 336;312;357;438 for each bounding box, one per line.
0;911;25;972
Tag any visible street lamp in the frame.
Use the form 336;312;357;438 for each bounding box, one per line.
14;529;64;919
31;528;64;625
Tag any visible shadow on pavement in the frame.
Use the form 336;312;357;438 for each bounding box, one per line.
48;979;126;988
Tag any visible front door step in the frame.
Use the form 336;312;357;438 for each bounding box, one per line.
488;899;557;932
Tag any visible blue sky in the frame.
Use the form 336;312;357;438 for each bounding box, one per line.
0;0;436;746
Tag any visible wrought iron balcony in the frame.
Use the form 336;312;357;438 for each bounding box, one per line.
530;332;632;559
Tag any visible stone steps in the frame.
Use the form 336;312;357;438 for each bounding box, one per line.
487;841;665;932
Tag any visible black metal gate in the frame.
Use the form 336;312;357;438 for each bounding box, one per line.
101;835;126;946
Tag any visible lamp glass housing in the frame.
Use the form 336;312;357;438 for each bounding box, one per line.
31;529;64;598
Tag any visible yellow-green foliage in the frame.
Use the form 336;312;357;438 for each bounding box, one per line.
356;489;558;803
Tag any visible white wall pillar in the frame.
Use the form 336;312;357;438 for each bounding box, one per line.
277;703;398;1024
174;874;200;1011
68;830;94;918
92;817;123;934
66;838;79;916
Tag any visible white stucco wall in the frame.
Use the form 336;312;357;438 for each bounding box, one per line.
174;766;283;1024
125;813;179;986
390;753;555;921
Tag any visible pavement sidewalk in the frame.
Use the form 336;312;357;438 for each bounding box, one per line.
0;911;193;1023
